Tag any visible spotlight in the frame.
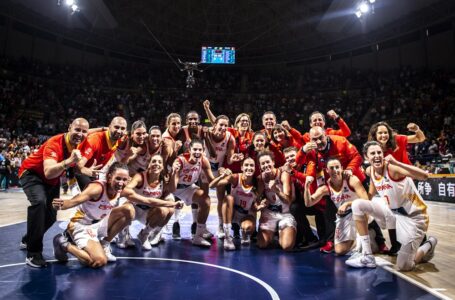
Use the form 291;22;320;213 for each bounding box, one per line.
369;0;376;3
355;11;362;18
71;4;79;13
65;0;74;6
359;2;370;13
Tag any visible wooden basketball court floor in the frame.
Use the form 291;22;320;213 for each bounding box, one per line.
0;189;453;300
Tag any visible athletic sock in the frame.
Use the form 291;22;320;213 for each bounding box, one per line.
360;235;372;255
223;223;232;238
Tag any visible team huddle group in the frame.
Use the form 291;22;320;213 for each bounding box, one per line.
18;100;437;271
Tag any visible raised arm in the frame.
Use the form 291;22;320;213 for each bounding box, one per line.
303;176;328;207
203;99;217;125
385;155;429;181
406;123;426;144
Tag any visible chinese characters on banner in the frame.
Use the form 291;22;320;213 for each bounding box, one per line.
415;178;455;203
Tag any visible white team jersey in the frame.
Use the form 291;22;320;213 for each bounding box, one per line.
263;169;290;213
128;143;152;175
70;181;120;225
134;171;164;199
205;130;231;166
177;153;202;186
371;165;428;217
327;177;358;209
231;175;257;214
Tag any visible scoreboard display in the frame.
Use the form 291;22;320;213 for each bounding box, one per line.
201;46;235;64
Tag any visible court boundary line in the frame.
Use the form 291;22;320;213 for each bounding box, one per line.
0;220;25;228
0;257;280;300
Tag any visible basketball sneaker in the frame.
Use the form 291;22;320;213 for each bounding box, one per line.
241;230;251;246
216;224;225;239
26;253;47;268
192;234;211;247
116;228;135;249
53;233;69;262
149;229;164;247
421;236;438;262
224;237;236;251
346;253;376;268
137;229;152;251
102;242;117;262
201;228;214;240
320;241;334;253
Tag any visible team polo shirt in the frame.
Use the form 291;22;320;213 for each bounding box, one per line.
79;131;119;168
19;133;72;186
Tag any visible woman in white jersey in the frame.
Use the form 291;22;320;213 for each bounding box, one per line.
121;154;184;250
51;163;133;268
304;158;371;255
203;115;243;239
346;141;437;270
162;113;183;164
209;158;266;250
171;139;215;247
256;151;297;251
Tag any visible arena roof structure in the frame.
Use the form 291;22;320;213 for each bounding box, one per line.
1;0;455;65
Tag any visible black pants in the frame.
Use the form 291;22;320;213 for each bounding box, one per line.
20;171;59;254
75;173;94;191
290;198;327;244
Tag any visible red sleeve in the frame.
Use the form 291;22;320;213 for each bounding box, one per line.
327;118;351;137
292;169;306;183
43;136;63;162
79;134;97;161
343;139;362;171
394;134;411;165
295;148;307;166
289;128;305;147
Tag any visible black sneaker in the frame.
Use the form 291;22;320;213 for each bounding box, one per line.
232;223;241;239
26;253;47;268
172;222;181;240
53;233;69;262
388;243;401;256
191;222;197;238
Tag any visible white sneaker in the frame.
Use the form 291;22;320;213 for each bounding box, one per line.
116;228;135;249
192;235;211;247
216;224;225;239
422;236;438;262
201;228;214;240
346;253;376;268
137;230;152;251
102;243;117;262
149;230;164;247
224;237;236;251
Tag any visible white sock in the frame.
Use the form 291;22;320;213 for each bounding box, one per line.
419;241;432;254
355;234;362;252
223;223;232;238
360;235;372;255
196;223;206;236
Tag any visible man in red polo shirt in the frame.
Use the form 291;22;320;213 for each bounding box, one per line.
76;116;127;190
19;118;89;268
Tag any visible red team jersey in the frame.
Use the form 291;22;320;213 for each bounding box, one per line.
19;133;69;186
385;134;411;165
79;131;119;168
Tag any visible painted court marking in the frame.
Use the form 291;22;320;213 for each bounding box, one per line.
0;257;280;300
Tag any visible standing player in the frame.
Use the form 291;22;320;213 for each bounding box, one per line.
203;115;243;238
209;158;265;250
52;163;133;267
256;151;296;251
162;113;183;163
261;112;277;143
346;141;437;270
19;118;89;268
304;158;373;255
171;139;216;247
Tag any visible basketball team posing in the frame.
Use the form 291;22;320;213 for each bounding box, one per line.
19;100;436;272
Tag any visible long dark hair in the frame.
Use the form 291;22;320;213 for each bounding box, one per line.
368;121;397;151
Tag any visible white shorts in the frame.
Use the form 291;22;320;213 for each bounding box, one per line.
259;209;296;233
174;185;199;205
68;215;110;249
334;213;356;245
